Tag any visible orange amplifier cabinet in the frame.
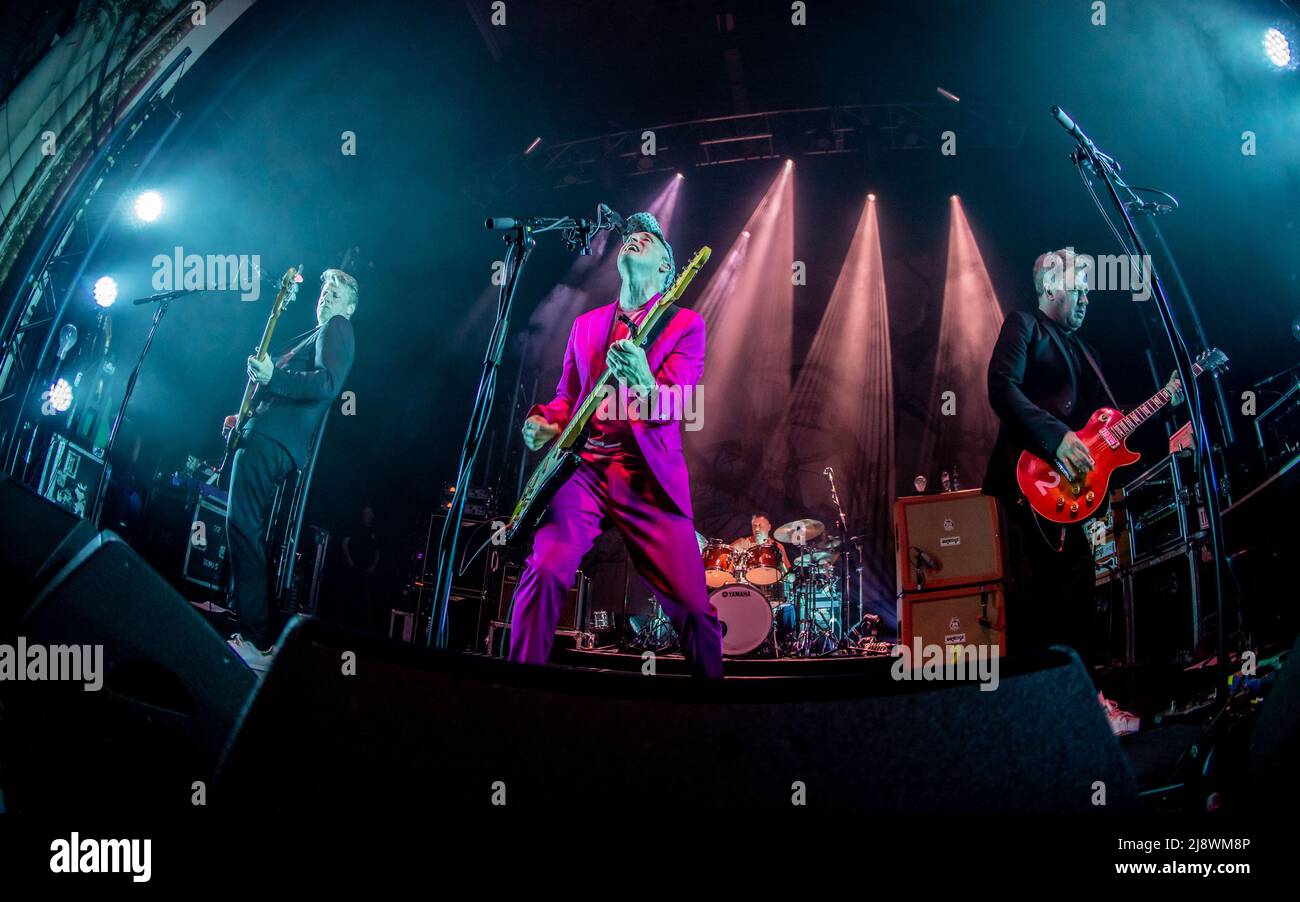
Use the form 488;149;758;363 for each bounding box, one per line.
894;489;1003;591
898;583;1007;658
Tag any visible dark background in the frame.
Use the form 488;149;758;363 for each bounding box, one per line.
40;0;1300;609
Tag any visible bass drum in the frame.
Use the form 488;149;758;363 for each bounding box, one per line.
710;583;773;656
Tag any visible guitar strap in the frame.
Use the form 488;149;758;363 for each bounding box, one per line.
1074;338;1121;409
636;302;681;349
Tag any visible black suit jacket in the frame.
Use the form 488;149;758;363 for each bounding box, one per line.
245;314;355;467
982;308;1107;501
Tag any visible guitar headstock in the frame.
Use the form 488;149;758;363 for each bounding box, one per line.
1195;347;1229;375
660;247;712;305
272;264;304;318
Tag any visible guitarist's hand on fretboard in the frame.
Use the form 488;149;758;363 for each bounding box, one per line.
522;414;560;451
1166;371;1185;407
246;352;273;385
221;414;238;441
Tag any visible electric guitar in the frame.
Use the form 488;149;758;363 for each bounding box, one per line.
218;264;303;473
1015;347;1228;524
504;246;713;544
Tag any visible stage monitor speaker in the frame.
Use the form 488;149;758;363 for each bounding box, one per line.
216;618;1137;813
0;475;98;630
898;583;1007;657
0;517;257;811
895;489;1002;591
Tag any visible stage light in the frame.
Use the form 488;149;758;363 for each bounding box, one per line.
45;378;73;414
134;190;163;222
784;159;793;169
92;276;117;308
676;172;685;180
868;193;876;201
950;194;959;201
1264;27;1294;69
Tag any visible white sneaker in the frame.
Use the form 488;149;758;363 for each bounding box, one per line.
228;633;275;676
1099;691;1140;736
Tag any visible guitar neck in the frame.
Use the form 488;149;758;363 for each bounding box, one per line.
1108;361;1203;441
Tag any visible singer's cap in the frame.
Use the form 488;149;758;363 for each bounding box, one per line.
624;211;675;293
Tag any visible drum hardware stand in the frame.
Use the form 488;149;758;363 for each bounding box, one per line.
626;596;677;653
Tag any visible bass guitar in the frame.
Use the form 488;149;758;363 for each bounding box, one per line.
218;264;303;473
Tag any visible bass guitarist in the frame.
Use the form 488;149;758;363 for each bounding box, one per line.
221;268;357;672
982;248;1181;655
515;212;723;677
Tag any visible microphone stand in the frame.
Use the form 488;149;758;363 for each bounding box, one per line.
1053;107;1230;700
89;287;215;525
424;210;616;649
824;467;852;646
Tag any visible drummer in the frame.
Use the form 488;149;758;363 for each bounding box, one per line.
730;512;792;572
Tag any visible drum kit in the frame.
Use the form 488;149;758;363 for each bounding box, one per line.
699;517;851;657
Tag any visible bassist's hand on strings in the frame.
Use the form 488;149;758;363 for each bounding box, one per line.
522;414;560;451
1055;430;1094;481
247;352;273;385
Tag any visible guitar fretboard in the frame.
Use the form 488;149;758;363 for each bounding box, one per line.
1109;362;1202;441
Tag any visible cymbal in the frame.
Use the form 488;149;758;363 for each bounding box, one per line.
774;518;824;544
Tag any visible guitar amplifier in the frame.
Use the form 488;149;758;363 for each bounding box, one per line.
894;489;1002;591
898;584;1007;657
497;563;589;631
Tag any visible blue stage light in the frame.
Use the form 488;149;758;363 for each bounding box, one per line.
1264;27;1294;69
134;190;164;222
93;276;118;308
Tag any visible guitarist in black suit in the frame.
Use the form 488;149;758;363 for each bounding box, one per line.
982;248;1182;657
222;268;357;672
982;249;1100;656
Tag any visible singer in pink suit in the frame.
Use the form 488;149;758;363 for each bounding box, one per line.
513;212;723;678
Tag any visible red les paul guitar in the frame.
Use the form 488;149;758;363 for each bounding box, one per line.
1016;348;1228;524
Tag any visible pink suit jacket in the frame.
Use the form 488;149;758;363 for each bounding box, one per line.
528;298;704;519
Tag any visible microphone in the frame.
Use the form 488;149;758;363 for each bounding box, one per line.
1052;106;1095;153
823;466;833;478
598;203;626;235
485;216;523;230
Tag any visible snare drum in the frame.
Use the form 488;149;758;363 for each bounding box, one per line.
742;540;784;585
701;540;739;588
711;583;774;656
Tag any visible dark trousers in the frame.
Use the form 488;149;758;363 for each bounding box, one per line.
226;432;296;647
998;497;1095;657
